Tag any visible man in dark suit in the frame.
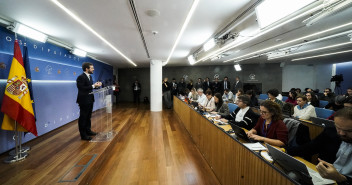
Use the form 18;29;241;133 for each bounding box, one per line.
76;62;102;141
203;77;211;92
195;78;203;90
171;78;178;100
212;78;221;94
221;76;231;94
232;76;243;93
132;80;141;103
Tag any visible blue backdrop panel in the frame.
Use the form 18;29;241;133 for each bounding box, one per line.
0;26;113;154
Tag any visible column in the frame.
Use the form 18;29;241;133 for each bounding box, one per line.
150;60;162;112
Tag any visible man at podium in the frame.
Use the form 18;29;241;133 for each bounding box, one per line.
76;62;102;141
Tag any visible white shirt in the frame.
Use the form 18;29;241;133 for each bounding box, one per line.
222;91;234;101
84;72;95;88
235;106;250;122
202;97;216;111
276;94;283;101
197;94;207;106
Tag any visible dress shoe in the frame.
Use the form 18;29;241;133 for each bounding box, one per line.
81;136;92;141
87;131;97;136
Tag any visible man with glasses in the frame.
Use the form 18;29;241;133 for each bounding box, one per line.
320;88;335;102
316;107;352;184
216;95;259;130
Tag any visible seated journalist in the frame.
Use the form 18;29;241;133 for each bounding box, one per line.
246;100;288;147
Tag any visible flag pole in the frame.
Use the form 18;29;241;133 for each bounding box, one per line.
3;122;29;164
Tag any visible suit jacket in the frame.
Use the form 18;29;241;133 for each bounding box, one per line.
222;80;231;91
76;73;94;105
233;81;243;92
132;82;141;93
212;82;221;94
195;82;203;90
203;81;211;91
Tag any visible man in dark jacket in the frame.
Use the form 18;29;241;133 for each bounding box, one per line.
76;62;102;140
132;80;141;103
217;95;259;130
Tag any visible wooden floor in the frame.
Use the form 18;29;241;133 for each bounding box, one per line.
0;103;220;185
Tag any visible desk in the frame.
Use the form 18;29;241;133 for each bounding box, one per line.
174;97;298;185
299;119;325;140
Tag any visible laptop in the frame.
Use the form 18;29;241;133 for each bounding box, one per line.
310;117;335;128
230;124;258;143
266;144;335;185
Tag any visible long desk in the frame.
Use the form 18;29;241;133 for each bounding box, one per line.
174;97;298;185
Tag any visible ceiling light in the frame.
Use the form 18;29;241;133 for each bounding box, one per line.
164;0;200;65
224;21;352;63
187;55;196;65
203;38;216;51
292;49;352;61
196;1;326;63
303;0;352;26
234;64;242;71
51;0;137;66
13;22;47;43
256;0;316;29
72;48;87;57
268;41;352;60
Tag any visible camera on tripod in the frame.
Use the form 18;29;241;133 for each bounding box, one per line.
331;74;343;87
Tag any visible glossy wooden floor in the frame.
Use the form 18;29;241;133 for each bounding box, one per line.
0;103;220;185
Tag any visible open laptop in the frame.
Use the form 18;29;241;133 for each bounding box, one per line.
310;117;335;128
230;124;259;143
266;144;335;185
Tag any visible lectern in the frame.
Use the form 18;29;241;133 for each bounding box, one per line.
89;86;116;142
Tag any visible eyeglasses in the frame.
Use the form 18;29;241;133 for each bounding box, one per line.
260;110;269;115
324;91;330;93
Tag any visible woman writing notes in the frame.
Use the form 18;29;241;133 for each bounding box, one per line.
246;100;288;147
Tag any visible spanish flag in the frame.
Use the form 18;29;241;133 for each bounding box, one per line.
1;40;37;136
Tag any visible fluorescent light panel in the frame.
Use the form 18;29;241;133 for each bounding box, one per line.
72;48;87;57
268;42;352;60
196;1;326;63
164;0;200;65
234;64;241;71
292;49;352;61
203;38;216;51
13;22;48;43
51;0;137;66
224;21;352;63
187;55;196;65
256;0;316;28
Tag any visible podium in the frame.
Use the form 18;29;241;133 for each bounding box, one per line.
89;86;116;142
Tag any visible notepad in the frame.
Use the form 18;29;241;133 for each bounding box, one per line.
243;142;267;151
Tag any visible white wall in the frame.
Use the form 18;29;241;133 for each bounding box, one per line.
282;64;333;92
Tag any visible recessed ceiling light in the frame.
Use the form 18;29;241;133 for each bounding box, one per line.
145;9;160;17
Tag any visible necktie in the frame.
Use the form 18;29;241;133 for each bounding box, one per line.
89;75;93;85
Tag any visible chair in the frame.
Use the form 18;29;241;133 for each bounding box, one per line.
283;118;311;147
319;100;329;108
228;103;238;113
315;107;334;119
259;94;268;100
282;96;288;101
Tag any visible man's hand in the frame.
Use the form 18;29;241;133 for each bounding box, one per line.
94;82;102;88
316;158;347;182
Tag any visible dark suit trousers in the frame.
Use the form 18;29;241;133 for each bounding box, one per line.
78;103;93;138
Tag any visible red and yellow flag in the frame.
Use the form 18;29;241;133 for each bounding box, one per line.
1;40;37;136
